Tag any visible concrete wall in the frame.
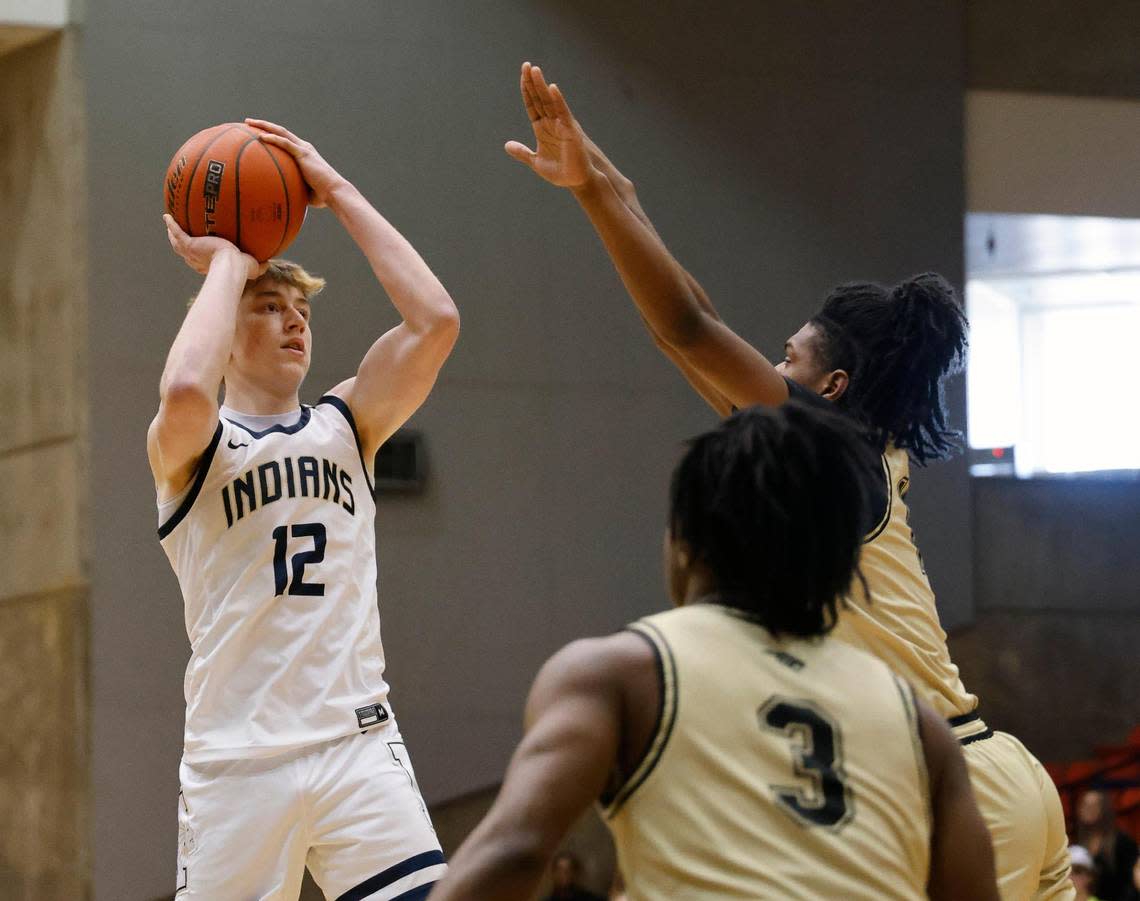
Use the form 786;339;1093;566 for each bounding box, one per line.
83;2;969;897
0;30;88;900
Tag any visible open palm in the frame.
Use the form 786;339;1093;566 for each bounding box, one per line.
506;62;591;188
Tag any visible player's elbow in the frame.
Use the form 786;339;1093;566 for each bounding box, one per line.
424;299;460;353
656;304;711;351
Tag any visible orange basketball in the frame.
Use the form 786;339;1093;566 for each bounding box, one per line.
163;122;309;262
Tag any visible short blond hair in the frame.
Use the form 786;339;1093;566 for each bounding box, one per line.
187;258;326;308
248;259;326;299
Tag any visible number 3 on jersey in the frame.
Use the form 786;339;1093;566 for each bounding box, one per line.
271;522;326;596
759;696;853;831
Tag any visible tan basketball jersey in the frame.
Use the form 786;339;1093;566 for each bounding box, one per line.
832;445;978;720
604;604;932;901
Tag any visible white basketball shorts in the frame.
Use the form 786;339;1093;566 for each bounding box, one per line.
175;722;444;900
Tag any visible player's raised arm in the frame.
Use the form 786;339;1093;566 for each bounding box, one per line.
915;695;1000;901
148;219;266;499
248;119;460;459
428;633;653;901
506;62;787;413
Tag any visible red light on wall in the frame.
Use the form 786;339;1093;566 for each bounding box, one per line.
992;448;1005;459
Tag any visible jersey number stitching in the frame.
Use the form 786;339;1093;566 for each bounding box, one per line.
758;696;853;831
271;522;326;596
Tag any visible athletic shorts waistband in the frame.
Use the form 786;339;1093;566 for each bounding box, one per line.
948;711;993;745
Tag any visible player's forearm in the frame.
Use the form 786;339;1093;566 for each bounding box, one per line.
427;827;546;901
326;181;459;336
586;149;729;402
159;250;246;398
571;168;710;349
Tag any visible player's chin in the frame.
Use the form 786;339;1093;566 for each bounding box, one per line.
277;358;310;384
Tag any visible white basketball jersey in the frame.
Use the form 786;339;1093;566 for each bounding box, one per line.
158;396;389;764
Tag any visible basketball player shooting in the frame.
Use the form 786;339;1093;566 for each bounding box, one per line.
504;63;1074;900
150;119;458;900
429;404;999;901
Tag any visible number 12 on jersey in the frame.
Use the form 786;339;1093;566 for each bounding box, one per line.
271;522;326;596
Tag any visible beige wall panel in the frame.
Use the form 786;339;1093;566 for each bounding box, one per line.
0;32;86;455
967;90;1140;217
0;588;87;899
0;25;54;57
0;441;82;600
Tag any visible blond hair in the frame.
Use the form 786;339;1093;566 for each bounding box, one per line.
248;259;326;299
186;258;326;308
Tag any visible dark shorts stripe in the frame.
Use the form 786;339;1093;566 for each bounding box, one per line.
390;883;437;901
960;727;995;747
337;850;444;901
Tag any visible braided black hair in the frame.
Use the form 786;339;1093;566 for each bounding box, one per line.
669;402;880;637
809;272;968;464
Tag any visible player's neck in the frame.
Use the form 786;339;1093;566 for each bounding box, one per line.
677;567;718;608
222;379;301;416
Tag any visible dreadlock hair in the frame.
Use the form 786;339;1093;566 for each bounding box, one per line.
809;272;968;465
669;402;881;638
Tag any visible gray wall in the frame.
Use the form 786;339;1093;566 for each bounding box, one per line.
949;479;1140;763
84;2;968;897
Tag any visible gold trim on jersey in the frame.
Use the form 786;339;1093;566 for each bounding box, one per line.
603;620;678;818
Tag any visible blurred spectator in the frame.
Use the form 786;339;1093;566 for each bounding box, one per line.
543;851;605;901
1071;845;1105;901
1077;789;1140;901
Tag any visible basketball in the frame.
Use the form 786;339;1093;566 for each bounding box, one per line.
163;122;309;262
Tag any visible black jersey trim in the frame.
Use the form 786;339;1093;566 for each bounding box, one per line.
225;405;312;438
603;620;678;818
336;849;444;901
158;422;223;539
863;453;893;543
948;711;981;728
317;394;375;496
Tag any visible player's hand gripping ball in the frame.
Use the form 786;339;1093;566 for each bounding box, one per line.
163;122;309;262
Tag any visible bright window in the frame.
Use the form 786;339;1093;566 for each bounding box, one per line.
966;215;1140;478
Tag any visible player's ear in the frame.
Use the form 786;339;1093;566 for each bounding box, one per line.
820;369;849;402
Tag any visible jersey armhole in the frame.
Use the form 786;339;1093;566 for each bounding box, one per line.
892;674;934;832
157;421;223;539
602;621;679;819
862;453;893;543
316;394;376;496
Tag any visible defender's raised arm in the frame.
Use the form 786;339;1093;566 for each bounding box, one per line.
505;62;787;413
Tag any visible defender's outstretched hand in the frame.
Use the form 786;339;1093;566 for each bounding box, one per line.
163;214;265;279
505;62;592;188
245;118;347;208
